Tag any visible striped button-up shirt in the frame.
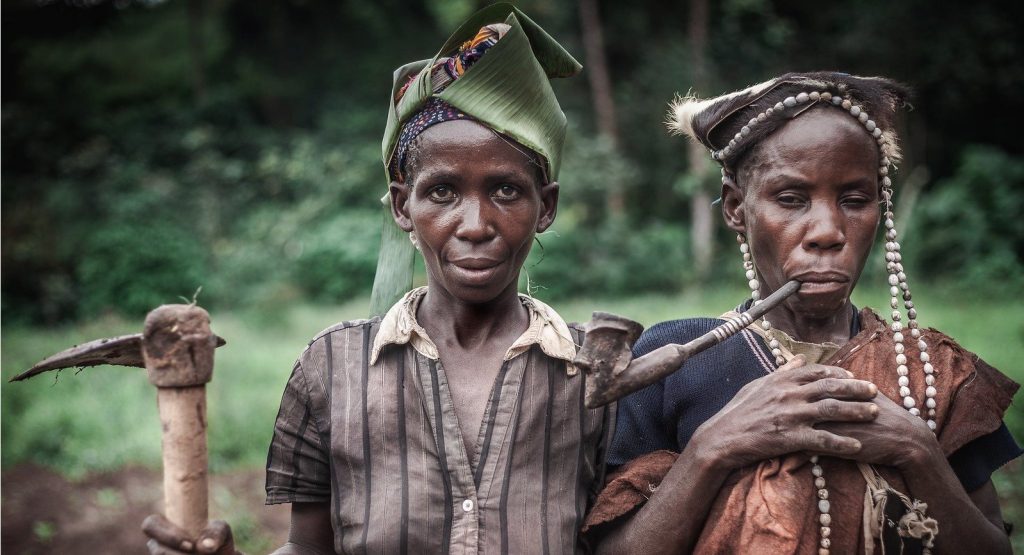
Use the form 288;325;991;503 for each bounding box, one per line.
266;288;615;554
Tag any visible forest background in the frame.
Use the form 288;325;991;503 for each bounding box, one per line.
2;0;1023;552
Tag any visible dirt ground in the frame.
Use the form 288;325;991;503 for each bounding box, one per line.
2;464;290;554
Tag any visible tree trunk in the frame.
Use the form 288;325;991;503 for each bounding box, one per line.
578;0;624;217
186;0;207;106
687;0;713;281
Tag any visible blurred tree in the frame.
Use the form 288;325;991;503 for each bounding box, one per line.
1;0;1021;322
685;0;714;282
578;0;623;217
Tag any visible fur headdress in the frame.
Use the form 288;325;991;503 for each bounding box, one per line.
668;72;910;169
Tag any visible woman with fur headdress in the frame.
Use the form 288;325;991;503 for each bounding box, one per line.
585;73;1020;554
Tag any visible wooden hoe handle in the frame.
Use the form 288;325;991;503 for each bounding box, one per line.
142;304;217;537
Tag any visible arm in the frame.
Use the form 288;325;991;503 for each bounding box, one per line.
271;502;335;555
596;356;879;555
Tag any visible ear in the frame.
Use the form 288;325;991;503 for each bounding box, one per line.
389;181;414;232
720;173;746;235
536;181;559;232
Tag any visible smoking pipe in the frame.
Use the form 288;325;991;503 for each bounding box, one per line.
575;280;801;408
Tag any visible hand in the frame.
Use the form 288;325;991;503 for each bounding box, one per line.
819;392;940;470
143;514;241;555
691;355;880;470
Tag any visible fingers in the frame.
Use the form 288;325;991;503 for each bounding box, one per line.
143;514;194;553
784;360;877;403
148;538;193;555
807;377;877;401
776;354;807;373
798;429;862;456
788;359;854;383
807;399;879;423
196;520;235;555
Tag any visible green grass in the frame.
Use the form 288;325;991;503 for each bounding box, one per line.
2;286;1023;546
1;300;372;476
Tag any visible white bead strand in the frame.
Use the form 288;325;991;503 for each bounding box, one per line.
720;90;941;552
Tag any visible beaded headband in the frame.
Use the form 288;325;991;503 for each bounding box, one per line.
711;90;895;170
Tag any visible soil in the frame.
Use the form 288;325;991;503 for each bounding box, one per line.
1;464;290;554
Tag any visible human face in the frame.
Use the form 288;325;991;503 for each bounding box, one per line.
722;107;881;319
390;119;558;305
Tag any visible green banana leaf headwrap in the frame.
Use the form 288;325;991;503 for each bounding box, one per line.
368;2;581;316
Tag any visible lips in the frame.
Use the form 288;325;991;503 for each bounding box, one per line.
448;257;504;286
790;271;851;295
449;257;502;270
793;271;850;284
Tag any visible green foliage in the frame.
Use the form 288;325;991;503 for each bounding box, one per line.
32;521;56;543
908;146;1024;291
3;0;1023;325
78;220;208;316
525;221;688;299
292;210;381;303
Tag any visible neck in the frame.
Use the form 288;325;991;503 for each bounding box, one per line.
418;281;530;351
763;300;854;345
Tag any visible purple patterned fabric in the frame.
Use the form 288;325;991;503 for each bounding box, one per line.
391;98;473;180
389;24;507;181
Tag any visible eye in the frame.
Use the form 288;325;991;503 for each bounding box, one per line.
493;184;522;200
427;185;456;202
776;192;806;207
841;195;872;207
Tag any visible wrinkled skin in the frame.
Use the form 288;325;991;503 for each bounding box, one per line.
391;118;557;306
726;108;880;343
596;107;1010;555
144;119;559;555
142;515;238;555
390;118;558;456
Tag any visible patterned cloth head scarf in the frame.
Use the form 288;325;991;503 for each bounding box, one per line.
369;3;581;316
389;24;509;181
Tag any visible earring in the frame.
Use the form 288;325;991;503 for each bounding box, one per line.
409;231;420;251
738;233;785;366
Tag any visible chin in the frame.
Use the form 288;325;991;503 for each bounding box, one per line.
437;273;518;305
791;290;852;319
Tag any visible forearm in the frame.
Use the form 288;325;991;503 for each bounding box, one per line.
901;449;1010;554
596;444;730;555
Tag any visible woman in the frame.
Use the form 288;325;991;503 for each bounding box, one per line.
585;73;1020;554
143;5;613;554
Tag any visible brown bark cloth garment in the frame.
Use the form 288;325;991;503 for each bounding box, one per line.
583;309;1018;553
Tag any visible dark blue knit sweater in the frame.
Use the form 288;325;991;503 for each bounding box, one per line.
608;315;1021;492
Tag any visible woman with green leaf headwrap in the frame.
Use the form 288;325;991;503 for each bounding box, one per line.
143;5;614;554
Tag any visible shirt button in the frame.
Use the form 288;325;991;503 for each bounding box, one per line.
462;499;475;512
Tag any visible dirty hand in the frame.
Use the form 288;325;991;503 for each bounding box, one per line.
143;514;242;555
690;355;880;469
819;390;940;470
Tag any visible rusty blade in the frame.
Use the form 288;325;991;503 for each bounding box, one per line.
10;333;227;382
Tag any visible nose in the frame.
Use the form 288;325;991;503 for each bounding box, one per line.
803;202;846;252
454;196;497;243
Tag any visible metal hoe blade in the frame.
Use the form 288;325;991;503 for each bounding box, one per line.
10;333;226;382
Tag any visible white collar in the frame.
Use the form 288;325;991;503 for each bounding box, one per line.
370;287;579;375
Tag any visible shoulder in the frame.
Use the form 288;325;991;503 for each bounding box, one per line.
295;317;383;373
305;317;381;350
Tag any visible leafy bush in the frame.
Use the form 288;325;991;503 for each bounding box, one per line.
293;210;381;302
908;146;1024;292
524;220;689;300
78;220;208;316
